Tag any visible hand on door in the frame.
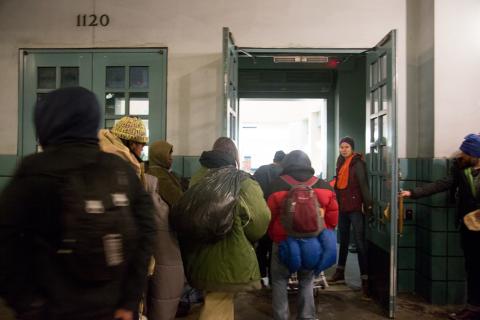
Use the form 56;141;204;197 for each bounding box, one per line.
399;190;411;198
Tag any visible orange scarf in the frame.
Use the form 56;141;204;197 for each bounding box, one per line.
336;154;354;190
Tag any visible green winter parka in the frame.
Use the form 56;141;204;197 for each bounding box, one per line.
182;165;271;292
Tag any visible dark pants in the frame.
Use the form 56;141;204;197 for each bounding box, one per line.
338;211;368;276
256;234;272;279
461;225;480;307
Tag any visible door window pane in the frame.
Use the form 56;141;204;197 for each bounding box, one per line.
373;90;379;114
381;54;387;81
105;92;126;116
61;67;79;87
37;67;56;89
129;93;149;115
141;119;150;161
371;118;379;143
371;62;378;86
129;66;149;89
105;119;118;129
381;115;388;141
381;85;388;111
230;113;236;141
106;67;125;88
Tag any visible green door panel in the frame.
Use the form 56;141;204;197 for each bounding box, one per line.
22;52;93;156
365;30;398;318
92;51;167;144
21;50;167;159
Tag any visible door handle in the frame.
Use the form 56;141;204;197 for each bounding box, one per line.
398;196;405;236
382;202;391;223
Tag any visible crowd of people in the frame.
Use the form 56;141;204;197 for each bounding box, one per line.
0;86;479;320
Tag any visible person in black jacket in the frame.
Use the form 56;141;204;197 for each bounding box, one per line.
253;150;285;286
401;134;480;320
329;137;372;296
0;87;156;320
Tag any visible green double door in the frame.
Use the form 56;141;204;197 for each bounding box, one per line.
21;50;167;157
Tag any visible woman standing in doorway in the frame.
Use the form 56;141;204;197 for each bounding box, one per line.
329;137;372;296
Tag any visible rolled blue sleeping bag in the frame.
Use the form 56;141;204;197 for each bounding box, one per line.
315;229;337;275
298;237;321;270
279;237;301;273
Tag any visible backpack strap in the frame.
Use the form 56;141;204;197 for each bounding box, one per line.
280;175;318;187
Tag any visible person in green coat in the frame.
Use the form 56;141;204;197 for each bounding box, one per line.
183;137;271;320
147;140;184;207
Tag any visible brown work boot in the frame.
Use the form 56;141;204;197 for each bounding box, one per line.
328;267;345;283
361;278;369;297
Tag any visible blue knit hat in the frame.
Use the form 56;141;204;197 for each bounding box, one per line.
460;134;480;158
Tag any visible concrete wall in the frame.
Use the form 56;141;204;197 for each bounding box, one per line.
406;0;434;158
0;0;407;156
434;0;480;157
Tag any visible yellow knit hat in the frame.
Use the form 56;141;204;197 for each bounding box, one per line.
111;116;148;144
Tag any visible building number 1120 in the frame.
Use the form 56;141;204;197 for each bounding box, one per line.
77;14;110;27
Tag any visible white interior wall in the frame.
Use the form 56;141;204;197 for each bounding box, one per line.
435;0;480;157
406;0;434;158
0;0;407;156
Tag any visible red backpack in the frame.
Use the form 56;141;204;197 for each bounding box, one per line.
280;175;325;238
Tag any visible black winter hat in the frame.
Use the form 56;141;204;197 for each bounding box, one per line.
340;136;355;150
34;87;100;147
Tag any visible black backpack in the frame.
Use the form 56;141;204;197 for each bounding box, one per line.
55;153;137;283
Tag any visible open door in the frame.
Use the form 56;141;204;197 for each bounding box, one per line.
365;30;398;318
222;27;239;144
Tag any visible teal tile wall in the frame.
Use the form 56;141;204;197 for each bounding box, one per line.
447;282;466;305
398;247;415;269
0;155;17;193
399;157;466;305
171;155;201;178
0;177;11;192
398;270;415;292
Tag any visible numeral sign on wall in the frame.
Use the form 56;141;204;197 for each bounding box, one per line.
76;14;110;27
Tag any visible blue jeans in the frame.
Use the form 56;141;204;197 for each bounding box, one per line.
337;211;368;276
271;244;315;320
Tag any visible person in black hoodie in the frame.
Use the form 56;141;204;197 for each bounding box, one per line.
253;150;286;286
329;137;372;296
0;87;156;320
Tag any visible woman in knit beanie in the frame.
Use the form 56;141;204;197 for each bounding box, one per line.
98;116;148;183
329;136;372;297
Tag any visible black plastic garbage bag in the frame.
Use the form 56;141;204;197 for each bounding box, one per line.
170;166;249;243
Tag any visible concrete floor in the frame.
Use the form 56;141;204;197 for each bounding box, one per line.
180;249;458;319
182;285;455;320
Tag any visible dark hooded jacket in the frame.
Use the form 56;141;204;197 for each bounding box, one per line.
147;140;183;207
0;87;155;320
334;153;372;213
267;150;339;243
